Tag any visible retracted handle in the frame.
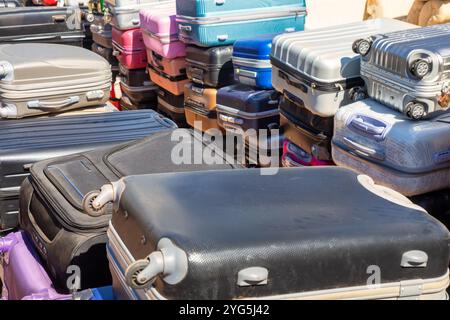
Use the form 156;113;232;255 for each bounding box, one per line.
342;137;385;161
27;96;80;110
347;115;388;141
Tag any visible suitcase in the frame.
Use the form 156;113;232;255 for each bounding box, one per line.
184;83;220;132
410;189;450;230
147;51;186;78
332;99;450;197
140;5;186;59
271;19;415;117
0;110;171;234
92;43;118;66
44;103;118;117
282;139;334;168
243;134;283;169
357;23;450;120
176;0;306;47
148;64;189;96
119;63;158;103
120;95;154;111
105;167;449;300
0;7;84;46
91;22;112;49
279;91;334;162
106;0;173;31
216;84;280;136
0;0;22;7
112;27;147;70
185;45;234;88
232;33;277;90
0;43;111;119
157;88;186;125
19;129;235;292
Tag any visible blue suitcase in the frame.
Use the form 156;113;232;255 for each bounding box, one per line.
176;0;306;47
232;33;278;89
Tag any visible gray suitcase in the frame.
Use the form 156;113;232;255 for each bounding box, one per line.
332;99;450;196
271;19;415;117
356;23;450;120
0;43;111;118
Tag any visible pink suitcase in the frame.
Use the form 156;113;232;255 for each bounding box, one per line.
148;65;189;96
147;50;187;78
140;6;186;59
282;139;334;167
112;27;147;70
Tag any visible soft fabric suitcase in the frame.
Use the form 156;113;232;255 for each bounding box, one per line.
92;43;118;66
233;33;277;90
185;45;234;88
216;84;280;136
104;167;449;300
176;0;306;47
279;91;334;162
0;7;84;46
157;88;186;125
271;19;415;117
106;0;173;30
184;83;220;132
91;22;112;49
19;129;235;292
282;139;334;168
357;23;450;119
0;43;110;119
140;5;186;59
332;99;450;197
148;64;189;96
112;27;147;70
147;51;186;78
119;63;158;103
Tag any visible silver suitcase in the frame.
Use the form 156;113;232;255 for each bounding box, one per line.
332;98;450;196
355;23;450;120
0;43;111;119
105;0;173;30
270;19;415;117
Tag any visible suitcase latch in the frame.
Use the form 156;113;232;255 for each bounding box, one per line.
237;267;268;287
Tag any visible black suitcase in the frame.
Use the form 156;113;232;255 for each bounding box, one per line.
19;129;236;292
119;64;158;104
279;91;334;162
157;88;187;127
0;110;174;235
186;45;234;88
120;94;154;111
411;190;450;230
105;168;449;300
0;7;84;46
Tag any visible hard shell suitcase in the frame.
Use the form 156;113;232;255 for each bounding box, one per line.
106;0;173;31
148;64;189;96
233;33;277;89
0;110;168;234
112;27;147;70
216;84;280;136
279;91;334;161
0;7;84;46
332;99;450;196
92;43;118;66
411;190;450;230
147;51;186;78
282;139;334;168
105;167;449;300
0;43;111;119
0;0;22;7
157;88;186;125
176;0;306;47
20;129;235;292
120;94;154;111
271;19;415;117
357;23;450;120
184;83;220;132
91;22;112;49
185;45;234;88
140;5;186;59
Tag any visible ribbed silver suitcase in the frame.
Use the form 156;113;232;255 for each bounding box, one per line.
356;23;450;120
0;43;111;118
270;19;415;117
332;99;450;196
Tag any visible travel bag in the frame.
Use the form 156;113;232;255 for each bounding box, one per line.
19;129;235;292
157;88;186;125
0;7;84;46
282;139;334;168
332;99;450;196
233;33;277;89
185;45;234;88
147;51;186;79
112;27;147;70
271;19;415;117
184;83;220;132
140;5;186;59
119;64;158;103
176;0;306;47
0;43;111;119
148;64;189;96
104;167;449;300
279;91;334;162
0;110;168;234
356;23;450;119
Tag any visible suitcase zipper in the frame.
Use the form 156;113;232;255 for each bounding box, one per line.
216;104;279;120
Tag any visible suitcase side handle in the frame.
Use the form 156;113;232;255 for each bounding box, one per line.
348;115;387;139
342;137;385;161
278;70;307;93
27;96;80;110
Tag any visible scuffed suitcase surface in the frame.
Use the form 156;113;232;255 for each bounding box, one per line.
157;88;186;125
109;168;449;300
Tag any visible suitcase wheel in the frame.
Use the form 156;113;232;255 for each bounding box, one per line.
405;102;426;120
125;258;155;289
82;191;112;217
86;13;95;23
